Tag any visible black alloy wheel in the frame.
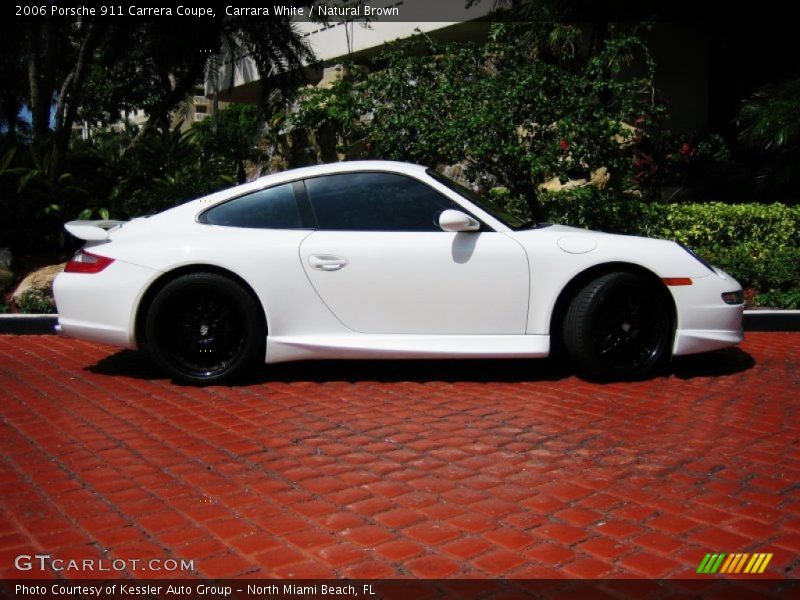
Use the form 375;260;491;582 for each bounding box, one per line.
145;273;264;384
562;272;672;380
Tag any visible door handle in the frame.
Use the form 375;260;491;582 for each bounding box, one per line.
309;254;348;271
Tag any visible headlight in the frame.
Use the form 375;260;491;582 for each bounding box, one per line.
721;290;744;305
678;243;714;273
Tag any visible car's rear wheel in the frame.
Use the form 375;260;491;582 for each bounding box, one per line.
562;272;671;380
145;273;264;384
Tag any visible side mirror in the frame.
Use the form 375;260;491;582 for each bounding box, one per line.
439;209;480;232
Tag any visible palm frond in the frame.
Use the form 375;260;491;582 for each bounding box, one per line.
737;75;800;151
221;17;316;116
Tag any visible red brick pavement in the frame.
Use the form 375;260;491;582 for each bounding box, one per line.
0;333;798;580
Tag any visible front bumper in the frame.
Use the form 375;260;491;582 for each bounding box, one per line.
670;269;744;356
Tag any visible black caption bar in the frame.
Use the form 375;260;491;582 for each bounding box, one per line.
9;0;800;23
2;578;798;599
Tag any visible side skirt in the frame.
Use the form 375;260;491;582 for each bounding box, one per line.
265;334;550;364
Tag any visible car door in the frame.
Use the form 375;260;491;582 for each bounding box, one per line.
298;171;529;335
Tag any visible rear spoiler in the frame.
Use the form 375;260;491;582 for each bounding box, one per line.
64;219;125;241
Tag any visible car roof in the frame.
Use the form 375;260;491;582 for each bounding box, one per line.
150;159;514;234
253;160;427;186
163;161;431;220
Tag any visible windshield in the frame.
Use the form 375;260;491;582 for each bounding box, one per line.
426;169;535;230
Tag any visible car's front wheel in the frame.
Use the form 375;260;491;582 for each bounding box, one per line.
562;271;672;380
145;273;264;384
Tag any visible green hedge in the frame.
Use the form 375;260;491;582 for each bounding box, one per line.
539;189;800;308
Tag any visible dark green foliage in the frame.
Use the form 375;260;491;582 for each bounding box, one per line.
0;125;233;251
16;289;56;314
654;202;799;249
70;124;234;219
118;124;234;217
756;288;800;310
737;75;800;151
0;139;85;248
192;104;264;184
736;74;800;196
533;187;655;234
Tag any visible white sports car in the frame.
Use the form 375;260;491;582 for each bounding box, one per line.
54;161;744;384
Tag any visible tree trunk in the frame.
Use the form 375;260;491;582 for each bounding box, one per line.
53;71;75;134
512;179;543;224
55;22;107;158
25;24;46;141
25;20;62;143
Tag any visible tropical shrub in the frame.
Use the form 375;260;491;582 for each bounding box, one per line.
0;139;89;249
117;123;233;216
15;289;57;314
736;74;800;199
0;124;234;252
192;104;265;184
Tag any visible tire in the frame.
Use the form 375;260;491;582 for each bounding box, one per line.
562;272;671;380
145;272;265;384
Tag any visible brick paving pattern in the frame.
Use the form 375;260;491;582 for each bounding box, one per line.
0;333;797;579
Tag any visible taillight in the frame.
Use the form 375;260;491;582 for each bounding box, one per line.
64;249;114;274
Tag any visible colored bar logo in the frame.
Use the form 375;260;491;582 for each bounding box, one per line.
696;552;772;574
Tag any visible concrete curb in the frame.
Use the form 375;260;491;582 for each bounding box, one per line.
1;310;799;335
0;314;59;335
742;309;800;332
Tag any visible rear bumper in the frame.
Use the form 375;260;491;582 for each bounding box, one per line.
670;270;744;356
53;260;158;350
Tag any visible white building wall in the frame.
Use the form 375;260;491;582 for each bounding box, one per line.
209;0;496;98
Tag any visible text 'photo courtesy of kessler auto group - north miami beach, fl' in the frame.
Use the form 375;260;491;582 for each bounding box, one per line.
2;0;800;599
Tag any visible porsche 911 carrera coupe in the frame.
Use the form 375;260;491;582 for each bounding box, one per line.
53;161;744;384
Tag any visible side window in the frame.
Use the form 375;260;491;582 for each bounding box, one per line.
200;183;302;229
305;172;461;231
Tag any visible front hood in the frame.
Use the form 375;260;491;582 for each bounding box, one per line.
511;224;713;279
537;223;592;234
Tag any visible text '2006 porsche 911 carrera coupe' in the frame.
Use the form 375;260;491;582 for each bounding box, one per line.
53;161;744;384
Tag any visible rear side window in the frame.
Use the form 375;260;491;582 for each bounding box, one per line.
200;183;302;229
304;172;459;231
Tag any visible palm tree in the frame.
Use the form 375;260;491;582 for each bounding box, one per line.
123;16;315;153
11;14;314;157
